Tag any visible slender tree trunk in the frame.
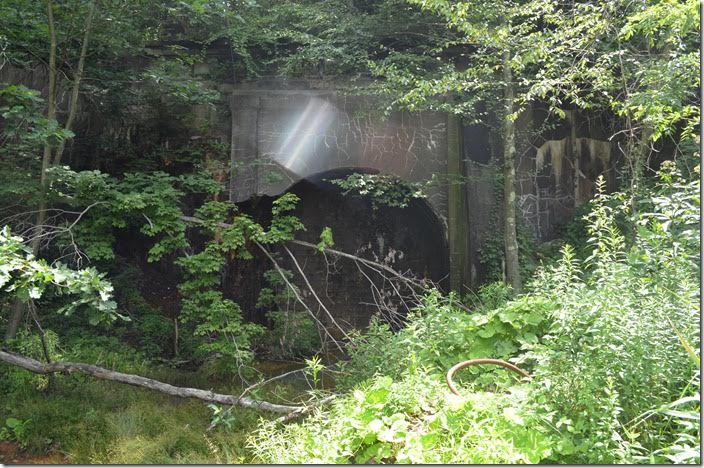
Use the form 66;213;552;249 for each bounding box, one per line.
6;0;58;340
569;110;582;205
502;49;522;293
229;98;238;202
33;0;58;254
173;317;179;357
5;301;25;340
630;126;653;204
53;0;99;166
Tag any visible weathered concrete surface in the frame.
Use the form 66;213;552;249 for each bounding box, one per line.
516;109;616;240
225;88;450;234
217;83;455;328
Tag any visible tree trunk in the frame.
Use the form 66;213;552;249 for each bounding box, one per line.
32;0;58;255
6;0;58;339
52;0;99;166
630;126;653;205
502;49;522;293
173;317;179;357
5;301;25;340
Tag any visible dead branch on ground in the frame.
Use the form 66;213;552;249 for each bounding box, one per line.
0;349;332;418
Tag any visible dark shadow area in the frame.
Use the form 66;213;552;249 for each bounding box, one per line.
229;168;449;332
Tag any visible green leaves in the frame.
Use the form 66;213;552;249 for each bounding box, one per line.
0;226;120;324
262;193;304;244
328;173;427;209
177;193;305;372
316;227;334;252
0;417;32;449
142;58;220;107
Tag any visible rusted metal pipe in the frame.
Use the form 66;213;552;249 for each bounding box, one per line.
446;358;530;395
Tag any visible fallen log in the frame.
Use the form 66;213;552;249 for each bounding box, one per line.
0;350;315;415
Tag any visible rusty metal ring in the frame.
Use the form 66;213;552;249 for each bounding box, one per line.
446;358;530;396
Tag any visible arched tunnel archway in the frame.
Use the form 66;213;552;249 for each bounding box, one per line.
228;168;449;334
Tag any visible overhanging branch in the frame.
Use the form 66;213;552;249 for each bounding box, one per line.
180;215;430;291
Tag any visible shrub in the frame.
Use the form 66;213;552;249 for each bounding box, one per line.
523;173;700;463
250;369;555;464
256;269;321;359
338;290;554;389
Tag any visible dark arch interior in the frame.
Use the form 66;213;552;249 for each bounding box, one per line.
228;168;449;332
112;168;449;337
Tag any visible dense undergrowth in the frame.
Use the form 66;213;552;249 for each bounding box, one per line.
249;169;700;464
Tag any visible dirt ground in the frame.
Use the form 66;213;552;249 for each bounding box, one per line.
0;442;67;465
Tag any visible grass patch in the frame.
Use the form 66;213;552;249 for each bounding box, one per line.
0;359;267;463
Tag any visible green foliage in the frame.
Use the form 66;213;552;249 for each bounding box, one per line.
477;174;538;283
142;58;220;108
328;173;426;209
177;194;305;377
136;313;174;358
0;85;72;159
108;263;174;358
463;281;513;312
48;167;217;262
14;164;308;378
338;290;553;390
253;161;699;464
523;167;700;463
251;369;554;464
0;227;120;325
0;1;699;464
263;193;306;244
0;329;60;394
0;340;263;462
316;226;334;252
304;355;324;389
0;417;32;449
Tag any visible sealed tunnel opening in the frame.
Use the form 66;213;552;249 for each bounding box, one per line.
227;168;450;334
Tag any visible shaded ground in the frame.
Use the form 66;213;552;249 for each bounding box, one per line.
0;441;67;465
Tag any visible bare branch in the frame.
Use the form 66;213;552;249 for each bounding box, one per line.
253;240;344;353
282;245;351;342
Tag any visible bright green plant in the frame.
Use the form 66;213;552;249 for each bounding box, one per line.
339;290;553;390
250;369;555;464
0;329;60;393
0;417;32;449
253;158;699;465
0;226;120;325
316;226;334;252
305;355;324;389
207;404;237;431
522;166;700;463
177;195;305;378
